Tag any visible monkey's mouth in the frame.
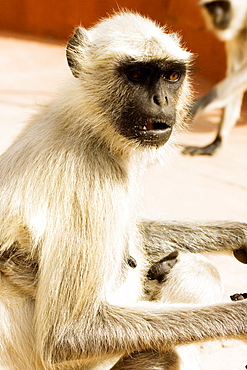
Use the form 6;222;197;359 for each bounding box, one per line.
134;120;173;147
118;117;174;147
137;121;171;132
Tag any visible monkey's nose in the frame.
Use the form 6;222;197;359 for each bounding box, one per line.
153;95;168;107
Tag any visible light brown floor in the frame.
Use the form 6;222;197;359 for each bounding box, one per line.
0;33;247;369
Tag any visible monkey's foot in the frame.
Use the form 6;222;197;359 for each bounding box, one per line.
182;138;222;156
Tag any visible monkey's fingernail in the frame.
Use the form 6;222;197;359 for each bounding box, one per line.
233;249;247;264
127;256;137;268
230;293;245;301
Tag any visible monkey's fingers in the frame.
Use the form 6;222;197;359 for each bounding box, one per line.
230;293;247;301
234;248;247;264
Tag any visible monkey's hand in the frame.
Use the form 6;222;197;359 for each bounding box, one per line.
230;293;247;301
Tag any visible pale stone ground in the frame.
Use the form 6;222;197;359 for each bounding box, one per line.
0;34;247;369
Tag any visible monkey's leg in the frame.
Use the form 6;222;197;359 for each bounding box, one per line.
183;34;247;156
188;60;247;118
140;220;247;263
183;90;244;156
211;90;243;150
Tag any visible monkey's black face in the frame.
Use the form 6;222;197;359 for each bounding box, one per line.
204;1;231;30
115;59;187;147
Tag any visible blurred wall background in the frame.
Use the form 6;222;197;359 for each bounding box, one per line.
0;0;225;83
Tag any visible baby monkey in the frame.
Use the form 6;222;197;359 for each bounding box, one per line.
145;250;223;305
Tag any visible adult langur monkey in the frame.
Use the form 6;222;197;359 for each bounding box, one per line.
183;0;247;156
0;11;247;370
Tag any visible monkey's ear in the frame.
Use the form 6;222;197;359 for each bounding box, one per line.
66;27;91;78
147;251;179;283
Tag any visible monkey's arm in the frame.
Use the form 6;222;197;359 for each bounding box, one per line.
140;220;247;263
1;242;246;367
38;294;247;366
33;222;247;366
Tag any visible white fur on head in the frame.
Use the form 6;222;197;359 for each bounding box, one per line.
67;12;192;78
89;12;192;62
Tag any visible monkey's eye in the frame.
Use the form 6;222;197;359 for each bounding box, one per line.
126;68;149;83
164;70;181;83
